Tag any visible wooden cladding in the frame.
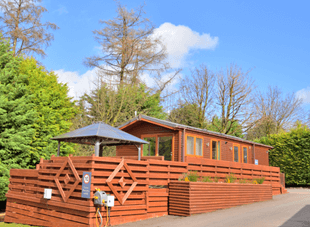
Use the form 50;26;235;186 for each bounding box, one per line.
169;181;273;216
4;155;285;226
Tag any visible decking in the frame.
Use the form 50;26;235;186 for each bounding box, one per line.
4;155;286;226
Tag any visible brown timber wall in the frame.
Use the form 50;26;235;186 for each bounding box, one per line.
169;181;273;216
185;156;284;195
4;155;187;226
4;155;285;226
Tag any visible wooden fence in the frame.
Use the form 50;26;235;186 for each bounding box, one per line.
4;155;286;226
185;156;286;195
169;181;273;216
5;155;188;226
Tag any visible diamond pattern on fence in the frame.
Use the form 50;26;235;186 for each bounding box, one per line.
54;156;81;202
106;159;138;205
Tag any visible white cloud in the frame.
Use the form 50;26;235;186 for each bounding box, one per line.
296;87;310;104
140;71;182;93
56;23;218;99
140;73;156;88
55;5;68;15
55;68;97;100
152;22;219;68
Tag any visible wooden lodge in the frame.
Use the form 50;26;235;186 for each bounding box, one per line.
4;119;286;226
117;115;273;166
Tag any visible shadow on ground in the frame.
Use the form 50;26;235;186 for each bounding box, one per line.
280;205;310;227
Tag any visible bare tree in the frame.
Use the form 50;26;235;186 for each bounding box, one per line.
247;86;303;139
181;64;216;128
213;64;255;134
0;0;58;58
84;2;170;85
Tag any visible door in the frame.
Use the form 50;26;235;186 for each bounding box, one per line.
142;135;173;161
158;136;172;161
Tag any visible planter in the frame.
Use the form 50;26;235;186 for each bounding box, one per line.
169;181;272;216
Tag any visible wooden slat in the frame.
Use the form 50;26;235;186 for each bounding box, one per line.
169;181;272;216
5;155;284;227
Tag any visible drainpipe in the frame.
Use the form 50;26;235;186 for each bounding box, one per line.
138;146;141;161
135;145;141;161
182;128;186;162
253;144;256;164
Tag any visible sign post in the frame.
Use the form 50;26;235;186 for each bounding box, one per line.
81;172;92;199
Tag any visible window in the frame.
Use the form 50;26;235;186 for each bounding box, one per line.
143;137;156;156
142;134;173;161
233;145;239;162
196;138;203;156
211;140;220;160
243;147;248;163
187;136;194;155
186;135;203;157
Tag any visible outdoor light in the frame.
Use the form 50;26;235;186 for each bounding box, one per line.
229;147;232;151
249;146;251;149
206;142;209;147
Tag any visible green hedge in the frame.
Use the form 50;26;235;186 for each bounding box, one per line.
257;125;310;186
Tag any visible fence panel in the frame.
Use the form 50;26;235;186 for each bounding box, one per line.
5;155;286;226
185;156;283;195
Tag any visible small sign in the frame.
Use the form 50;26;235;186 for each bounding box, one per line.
255;159;259;165
81;172;92;199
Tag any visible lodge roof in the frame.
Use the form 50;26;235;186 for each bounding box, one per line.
51;121;148;146
118;115;273;149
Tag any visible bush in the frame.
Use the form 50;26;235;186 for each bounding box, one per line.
0;163;21;201
213;176;219;182
201;176;212;182
253;177;265;184
187;171;199;182
239;178;248;184
225;174;236;183
179;171;205;182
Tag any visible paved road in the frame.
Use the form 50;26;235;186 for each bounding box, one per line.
119;189;310;227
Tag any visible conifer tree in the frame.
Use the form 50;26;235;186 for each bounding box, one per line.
0;39;77;201
0;37;35;201
19;58;77;165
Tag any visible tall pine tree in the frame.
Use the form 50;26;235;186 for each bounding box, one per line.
0;38;35;201
0;39;77;201
19;58;77;165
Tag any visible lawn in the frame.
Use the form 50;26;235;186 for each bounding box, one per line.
0;223;33;227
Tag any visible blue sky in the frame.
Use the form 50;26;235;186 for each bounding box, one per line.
38;0;310;109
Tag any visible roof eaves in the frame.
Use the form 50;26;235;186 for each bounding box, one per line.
118;115;273;149
140;115;273;149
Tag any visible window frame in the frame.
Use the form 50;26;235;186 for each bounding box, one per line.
242;146;248;163
233;144;240;163
141;133;175;161
210;139;221;160
185;133;204;157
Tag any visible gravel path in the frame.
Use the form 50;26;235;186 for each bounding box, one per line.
118;188;310;227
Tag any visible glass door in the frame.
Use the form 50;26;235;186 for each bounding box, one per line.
158;136;172;161
143;137;156;156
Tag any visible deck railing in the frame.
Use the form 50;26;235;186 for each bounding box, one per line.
185;156;283;195
4;155;285;226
